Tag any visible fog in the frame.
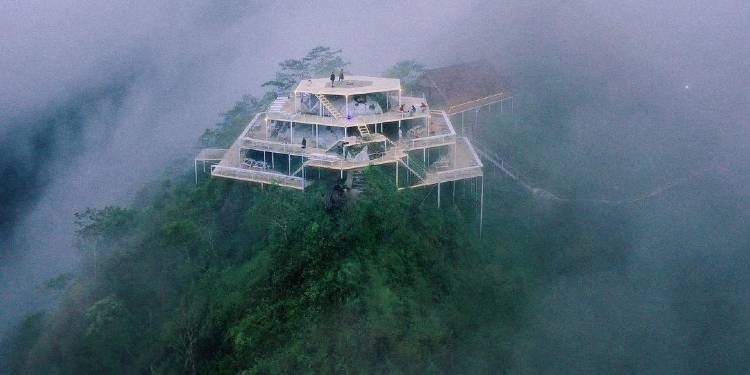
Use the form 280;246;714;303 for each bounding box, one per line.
1;0;749;372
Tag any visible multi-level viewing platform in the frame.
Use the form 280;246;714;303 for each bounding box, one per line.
200;74;483;192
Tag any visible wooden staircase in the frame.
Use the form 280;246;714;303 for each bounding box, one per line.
316;94;342;119
355;121;370;136
268;97;288;113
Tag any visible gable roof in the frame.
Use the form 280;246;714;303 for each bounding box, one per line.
416;61;510;113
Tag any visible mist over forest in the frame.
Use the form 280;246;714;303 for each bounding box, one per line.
1;1;749;373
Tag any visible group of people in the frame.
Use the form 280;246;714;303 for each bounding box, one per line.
398;102;428;116
330;69;344;87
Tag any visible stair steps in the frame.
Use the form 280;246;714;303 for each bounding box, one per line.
316;94;342;119
268;97;288;113
356;122;370;136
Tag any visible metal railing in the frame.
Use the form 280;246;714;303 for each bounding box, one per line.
240;138;311;155
211;165;307;189
432;165;483;182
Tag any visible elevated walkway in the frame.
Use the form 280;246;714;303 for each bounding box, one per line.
266;95;430;127
305;147;405;170
212;165;308;190
407;137;483;188
195;148;228;161
445;92;511;115
209;113;311;189
268;97;289;113
401;110;456;150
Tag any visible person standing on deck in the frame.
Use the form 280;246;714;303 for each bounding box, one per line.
330;71;336;87
339;69;344;82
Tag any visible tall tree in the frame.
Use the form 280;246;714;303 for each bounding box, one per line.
384;60;426;93
263;46;348;92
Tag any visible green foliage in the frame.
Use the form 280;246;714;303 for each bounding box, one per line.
6;52;634;374
200;46;349;150
199;93;275;149
7;164;529;374
385;60;426;93
262;46;349;91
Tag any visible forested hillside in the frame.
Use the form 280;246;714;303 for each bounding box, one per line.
6;48;635;374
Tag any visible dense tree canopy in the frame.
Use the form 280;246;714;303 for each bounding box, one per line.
262;46;349;92
384;60;426;93
6;48;636;374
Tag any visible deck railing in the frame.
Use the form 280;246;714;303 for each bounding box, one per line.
240;137;313;155
211;165;307;190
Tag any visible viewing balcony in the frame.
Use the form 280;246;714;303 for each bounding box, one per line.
407;137;483;188
267;95;430;127
211;165;309;190
400;110;456;150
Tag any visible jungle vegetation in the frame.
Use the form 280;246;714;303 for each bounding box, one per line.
5;47;633;374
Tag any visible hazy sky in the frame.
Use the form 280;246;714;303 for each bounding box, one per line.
1;1;749;372
0;0;491;342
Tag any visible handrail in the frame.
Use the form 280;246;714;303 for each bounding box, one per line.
211;165;307;189
445;92;509;114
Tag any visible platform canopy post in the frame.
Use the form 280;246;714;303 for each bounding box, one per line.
461;111;465;135
475;107;479;134
395;161;399;187
406;154;410;185
479;176;484;238
437;182;441;208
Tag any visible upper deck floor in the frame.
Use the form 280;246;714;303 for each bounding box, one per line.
294;75;401;96
268;94;429;127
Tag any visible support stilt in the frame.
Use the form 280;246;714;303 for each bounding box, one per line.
461;111;465;135
480;176;484;238
395;161;399;187
475;107;479;135
452;180;456;204
437;182;441;208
